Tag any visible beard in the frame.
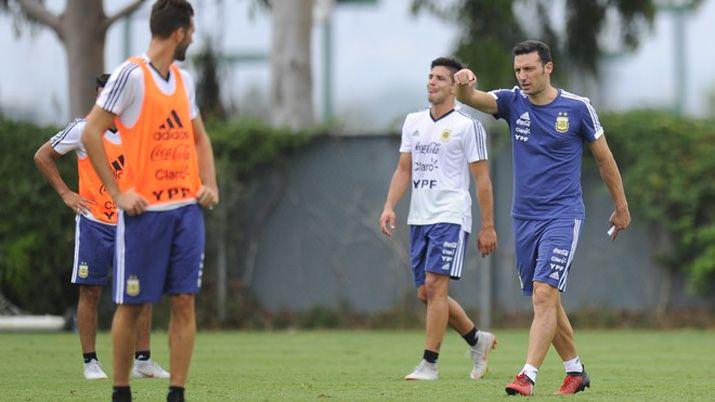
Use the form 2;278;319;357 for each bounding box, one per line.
174;42;189;61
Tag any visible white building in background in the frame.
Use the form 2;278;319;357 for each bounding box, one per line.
1;0;714;130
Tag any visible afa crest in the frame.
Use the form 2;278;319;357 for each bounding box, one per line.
126;275;141;296
440;128;452;141
78;262;89;279
555;112;569;133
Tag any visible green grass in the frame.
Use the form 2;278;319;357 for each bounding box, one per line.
0;329;713;401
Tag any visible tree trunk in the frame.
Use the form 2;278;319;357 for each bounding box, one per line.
270;0;315;130
16;0;146;120
62;0;107;118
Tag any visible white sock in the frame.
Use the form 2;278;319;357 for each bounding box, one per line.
564;356;583;373
520;363;538;383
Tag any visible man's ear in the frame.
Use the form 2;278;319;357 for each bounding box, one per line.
544;61;554;75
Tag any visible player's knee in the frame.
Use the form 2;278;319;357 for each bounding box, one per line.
532;283;557;310
170;294;195;319
424;276;447;301
78;285;101;305
416;287;428;304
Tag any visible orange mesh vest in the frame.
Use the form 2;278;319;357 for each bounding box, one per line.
115;57;201;206
77;134;124;224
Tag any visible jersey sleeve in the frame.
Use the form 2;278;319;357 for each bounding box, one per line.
50;119;86;155
180;69;200;120
464;118;488;163
577;98;604;142
488;87;517;121
399;115;414;153
96;60;142;117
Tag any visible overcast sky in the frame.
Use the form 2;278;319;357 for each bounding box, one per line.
1;0;713;130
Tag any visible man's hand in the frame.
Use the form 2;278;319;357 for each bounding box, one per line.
379;209;397;236
115;189;149;216
61;191;94;215
609;205;631;241
454;68;477;86
477;225;497;257
197;185;219;210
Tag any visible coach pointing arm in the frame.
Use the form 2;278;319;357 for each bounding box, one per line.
453;69;498;115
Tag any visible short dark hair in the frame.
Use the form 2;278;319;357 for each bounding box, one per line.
430;57;464;80
150;0;194;39
95;73;111;89
513;40;552;64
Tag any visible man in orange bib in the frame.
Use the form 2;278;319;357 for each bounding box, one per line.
82;2;218;401
34;74;169;381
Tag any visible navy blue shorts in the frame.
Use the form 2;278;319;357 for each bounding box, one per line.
72;215;115;286
113;204;205;304
513;218;583;295
409;223;469;287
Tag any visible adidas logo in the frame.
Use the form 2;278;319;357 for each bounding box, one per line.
111;154;125;172
159;110;184;129
520;112;530;121
549;271;560;280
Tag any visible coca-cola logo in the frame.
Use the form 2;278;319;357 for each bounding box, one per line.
150;144;191;161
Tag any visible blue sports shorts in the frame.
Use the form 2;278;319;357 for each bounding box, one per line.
409;223;469;287
71;215;115;286
513;218;583;295
113;204;205;304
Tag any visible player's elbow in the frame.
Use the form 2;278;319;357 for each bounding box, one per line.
33;146;51;168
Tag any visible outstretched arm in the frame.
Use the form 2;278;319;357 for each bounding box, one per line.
453;68;499;115
379;152;412;236
469;160;497;256
589;135;631;240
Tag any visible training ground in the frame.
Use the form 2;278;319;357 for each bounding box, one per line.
0;329;712;401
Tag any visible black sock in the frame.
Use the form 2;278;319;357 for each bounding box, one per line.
112;386;132;402
135;350;151;361
83;352;98;364
167;386;185;402
462;326;479;347
423;349;439;364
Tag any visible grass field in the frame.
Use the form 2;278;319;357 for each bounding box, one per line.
0;329;713;401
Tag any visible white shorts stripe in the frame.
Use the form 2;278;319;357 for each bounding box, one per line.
558;219;581;291
71;215;81;283
450;230;466;278
115;210;126;303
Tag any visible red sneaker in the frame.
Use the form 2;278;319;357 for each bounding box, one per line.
505;373;534;396
555;369;590;395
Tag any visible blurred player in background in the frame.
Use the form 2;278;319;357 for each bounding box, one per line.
34;74;169;381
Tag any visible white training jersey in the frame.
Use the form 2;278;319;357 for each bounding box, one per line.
50;118;121;158
400;107;488;233
96;53;199;128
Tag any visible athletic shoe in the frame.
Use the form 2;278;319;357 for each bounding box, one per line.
132;359;170;379
404;359;438;380
83;359;109;380
555;367;590;395
505;373;534;396
469;331;497;379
